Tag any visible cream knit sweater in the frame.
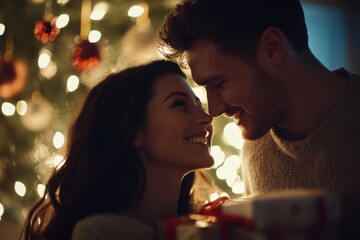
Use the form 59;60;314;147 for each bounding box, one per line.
242;68;360;195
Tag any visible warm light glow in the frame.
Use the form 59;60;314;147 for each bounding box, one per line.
57;0;70;5
91;2;109;20
37;184;46;197
224;155;242;170
215;165;228;180
38;49;52;68
0;203;4;220
223;122;244;149
51;154;65;169
209;192;220;201
53;131;65;149
67;75;80;92
231;180;245;194
192;86;207;105
56;14;70;28
16;100;27;116
0;23;5;35
14;181;26;197
128;5;144;17
40;61;57;79
210;145;225;168
88;30;101;43
1;102;16;116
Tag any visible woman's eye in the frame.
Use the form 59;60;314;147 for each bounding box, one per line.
172;100;187;109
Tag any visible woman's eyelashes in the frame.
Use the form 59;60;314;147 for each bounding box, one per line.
171;99;188;110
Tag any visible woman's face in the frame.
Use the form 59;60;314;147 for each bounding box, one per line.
135;72;214;171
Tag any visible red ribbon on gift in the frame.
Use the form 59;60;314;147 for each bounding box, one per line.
164;197;255;240
198;196;255;240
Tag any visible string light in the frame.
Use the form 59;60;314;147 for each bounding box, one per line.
14;181;26;197
66;75;80;92
1;102;16;116
56;14;70;28
16;100;27;116
128;5;145;18
0;23;5;35
53;131;65;149
0;203;4;220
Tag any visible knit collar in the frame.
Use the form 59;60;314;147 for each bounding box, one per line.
269;68;359;158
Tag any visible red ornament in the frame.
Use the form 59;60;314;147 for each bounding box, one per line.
0;56;28;99
72;39;101;72
34;16;60;43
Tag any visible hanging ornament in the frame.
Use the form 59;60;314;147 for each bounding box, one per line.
34;15;60;43
71;39;101;72
34;0;60;44
71;0;101;72
0;36;28;99
21;91;53;132
117;3;160;66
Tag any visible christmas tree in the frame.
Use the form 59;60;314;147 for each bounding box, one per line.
0;1;244;238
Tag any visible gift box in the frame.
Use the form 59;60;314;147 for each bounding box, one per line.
220;189;342;240
159;212;265;240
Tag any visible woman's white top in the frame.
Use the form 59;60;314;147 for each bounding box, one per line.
72;213;156;240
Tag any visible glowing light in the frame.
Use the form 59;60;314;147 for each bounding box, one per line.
38;50;52;68
53;131;65;149
224;155;242;170
56;14;70;28
231;180;245;194
192;86;207;104
210;145;225;168
225;172;238;187
1;102;16;116
57;0;70;5
0;203;4;220
40;60;57;79
51;154;65;169
37;184;46;197
0;23;5;35
215;165;228;180
209;192;220;201
91;2;109;20
223;122;244;149
15;181;26;197
67;75;80;92
16;100;27;116
128;5;144;17
88;30;101;43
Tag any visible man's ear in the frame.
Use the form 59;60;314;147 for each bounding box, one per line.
258;27;285;63
132;131;145;147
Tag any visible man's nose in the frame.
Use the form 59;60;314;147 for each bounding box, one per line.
207;89;226;117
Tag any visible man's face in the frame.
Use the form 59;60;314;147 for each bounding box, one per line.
186;39;287;140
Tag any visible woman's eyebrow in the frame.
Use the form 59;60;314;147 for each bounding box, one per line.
163;91;188;102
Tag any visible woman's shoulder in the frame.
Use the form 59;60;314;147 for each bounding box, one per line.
72;213;155;240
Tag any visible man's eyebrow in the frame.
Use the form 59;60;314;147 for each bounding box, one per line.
196;75;223;86
163;92;189;102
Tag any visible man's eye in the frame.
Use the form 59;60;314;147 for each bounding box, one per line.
215;81;225;89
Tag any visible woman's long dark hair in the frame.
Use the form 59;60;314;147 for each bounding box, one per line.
22;60;186;240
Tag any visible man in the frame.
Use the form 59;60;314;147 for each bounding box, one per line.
159;0;360;237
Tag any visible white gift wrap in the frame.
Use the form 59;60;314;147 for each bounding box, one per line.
220;189;342;230
175;222;266;240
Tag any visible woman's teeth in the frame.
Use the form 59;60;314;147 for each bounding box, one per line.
188;136;208;144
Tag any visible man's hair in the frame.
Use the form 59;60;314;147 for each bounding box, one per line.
159;0;309;64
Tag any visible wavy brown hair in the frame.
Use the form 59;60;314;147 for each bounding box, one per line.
22;60;186;240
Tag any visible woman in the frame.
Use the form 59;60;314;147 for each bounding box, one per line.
23;60;214;239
